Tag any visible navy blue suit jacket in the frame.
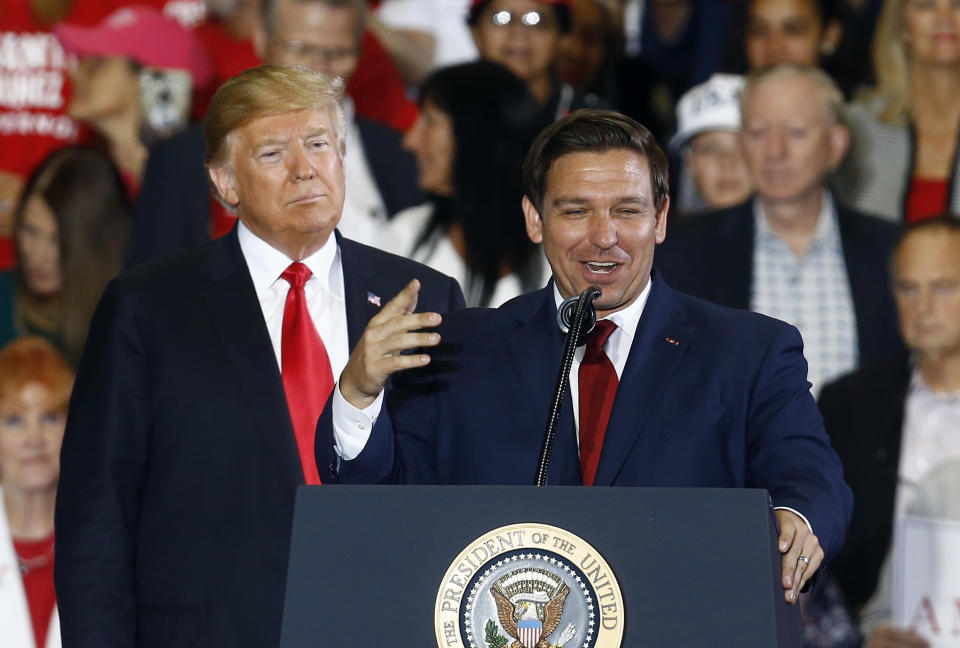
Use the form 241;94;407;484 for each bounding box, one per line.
322;273;853;561
55;229;464;648
654;200;903;365
127;119;422;266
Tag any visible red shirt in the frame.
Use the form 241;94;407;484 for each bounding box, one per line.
0;0;111;271
906;176;950;224
13;533;57;648
0;0;109;179
348;31;418;132
191;19;261;119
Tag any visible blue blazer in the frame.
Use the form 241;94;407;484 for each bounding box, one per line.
323;273;853;560
654;199;903;365
55;228;464;648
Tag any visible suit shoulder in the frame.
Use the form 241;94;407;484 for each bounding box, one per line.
115;238;220;295
819;353;910;403
656;204;750;267
440;289;545;337
145;123;205;164
355;117;403;143
672;285;793;341
836;204;901;242
667;203;750;239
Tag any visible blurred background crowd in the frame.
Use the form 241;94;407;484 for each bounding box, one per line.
1;0;959;647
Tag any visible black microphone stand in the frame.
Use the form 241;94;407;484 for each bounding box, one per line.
533;286;601;486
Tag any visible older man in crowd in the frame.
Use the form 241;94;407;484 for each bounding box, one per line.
128;0;422;265
657;64;902;396
821;216;960;647
54;66;463;648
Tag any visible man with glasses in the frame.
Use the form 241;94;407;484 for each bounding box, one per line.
128;0;423;264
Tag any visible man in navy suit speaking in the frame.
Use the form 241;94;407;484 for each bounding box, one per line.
54;66;463;648
319;109;852;606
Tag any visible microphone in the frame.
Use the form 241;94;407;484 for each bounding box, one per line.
557;293;598;346
534;286;602;486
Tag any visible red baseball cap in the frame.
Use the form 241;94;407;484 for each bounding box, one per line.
55;5;212;87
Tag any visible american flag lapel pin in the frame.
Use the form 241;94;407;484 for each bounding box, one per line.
665;337;679;346
367;291;382;307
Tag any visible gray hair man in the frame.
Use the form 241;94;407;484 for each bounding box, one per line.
657;64;903;397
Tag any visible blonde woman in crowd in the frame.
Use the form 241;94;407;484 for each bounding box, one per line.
0;337;73;648
836;0;960;223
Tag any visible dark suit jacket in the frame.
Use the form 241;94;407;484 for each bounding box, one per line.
655;200;903;365
55;229;464;648
817;354;911;614
320;273;853;560
127;119;422;266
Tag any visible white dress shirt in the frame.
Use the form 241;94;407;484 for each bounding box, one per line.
238;222;382;453
894;365;960;519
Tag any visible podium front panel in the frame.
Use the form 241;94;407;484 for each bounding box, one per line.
280;485;800;648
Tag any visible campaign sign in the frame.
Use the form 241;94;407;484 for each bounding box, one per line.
894;515;960;646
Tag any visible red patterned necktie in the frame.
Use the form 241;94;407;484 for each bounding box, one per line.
280;262;334;485
578;319;619;486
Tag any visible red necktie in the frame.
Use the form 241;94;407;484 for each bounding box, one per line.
578;319;618;486
280;262;334;485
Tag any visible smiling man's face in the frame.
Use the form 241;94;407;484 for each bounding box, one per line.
209;106;345;259
522;148;668;317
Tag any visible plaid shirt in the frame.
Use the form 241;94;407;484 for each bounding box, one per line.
750;193;858;398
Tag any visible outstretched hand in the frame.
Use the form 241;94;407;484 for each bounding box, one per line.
338;279;442;409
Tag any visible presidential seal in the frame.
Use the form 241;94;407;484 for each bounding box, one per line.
435;524;624;648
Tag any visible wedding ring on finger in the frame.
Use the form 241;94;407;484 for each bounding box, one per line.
798;554;811;566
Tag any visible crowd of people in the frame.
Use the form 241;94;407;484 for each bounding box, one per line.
0;0;958;647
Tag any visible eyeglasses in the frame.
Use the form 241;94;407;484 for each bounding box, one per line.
489;9;555;29
271;38;359;66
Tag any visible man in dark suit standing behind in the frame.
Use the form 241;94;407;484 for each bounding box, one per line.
54;65;463;648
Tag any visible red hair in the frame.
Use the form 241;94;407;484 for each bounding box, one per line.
0;337;74;412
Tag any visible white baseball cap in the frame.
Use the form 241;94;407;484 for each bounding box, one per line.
669;74;746;151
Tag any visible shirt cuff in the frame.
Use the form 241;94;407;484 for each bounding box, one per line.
773;506;813;534
331;383;383;461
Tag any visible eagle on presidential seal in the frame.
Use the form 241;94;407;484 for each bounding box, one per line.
487;568;577;648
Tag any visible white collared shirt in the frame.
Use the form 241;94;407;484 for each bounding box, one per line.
240;222;383;462
750;192;858;398
895;365;960;519
238;221;350;375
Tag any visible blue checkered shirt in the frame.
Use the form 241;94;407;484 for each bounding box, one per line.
750;193;859;398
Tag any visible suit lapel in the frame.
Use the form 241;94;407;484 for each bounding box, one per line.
338;235;388;349
201;230;303;486
720;205;754;311
504;287;581;485
593;275;693;486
